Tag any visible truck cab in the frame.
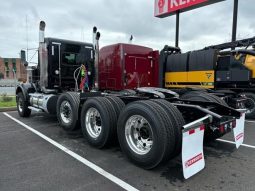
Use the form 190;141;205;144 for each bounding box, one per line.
32;38;95;92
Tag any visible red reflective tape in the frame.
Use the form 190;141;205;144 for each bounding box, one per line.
189;129;195;135
200;125;205;131
220;125;225;133
185;153;203;168
236;133;244;141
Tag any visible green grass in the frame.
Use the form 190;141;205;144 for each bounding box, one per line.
0;96;16;108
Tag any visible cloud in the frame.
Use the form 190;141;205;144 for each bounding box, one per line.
0;0;254;60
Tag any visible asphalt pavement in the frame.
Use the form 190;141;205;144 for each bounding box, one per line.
0;111;254;191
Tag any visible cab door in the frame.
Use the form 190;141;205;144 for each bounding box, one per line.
50;42;61;88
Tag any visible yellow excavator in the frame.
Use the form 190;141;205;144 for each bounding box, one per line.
159;37;255;118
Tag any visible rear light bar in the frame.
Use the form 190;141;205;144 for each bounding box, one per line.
218;119;236;133
232;120;236;128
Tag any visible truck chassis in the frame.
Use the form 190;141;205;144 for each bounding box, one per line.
16;85;244;179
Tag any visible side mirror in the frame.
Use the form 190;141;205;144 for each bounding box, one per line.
20;50;28;67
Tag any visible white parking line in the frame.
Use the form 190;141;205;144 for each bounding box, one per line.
3;110;18;113
217;139;255;149
245;120;255;123
3;112;139;191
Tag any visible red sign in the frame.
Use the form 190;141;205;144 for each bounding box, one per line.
235;133;244;141
155;0;225;18
185;153;203;168
158;0;166;13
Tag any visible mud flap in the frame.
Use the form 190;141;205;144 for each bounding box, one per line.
233;110;246;149
182;115;212;179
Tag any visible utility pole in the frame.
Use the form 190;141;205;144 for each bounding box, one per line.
175;10;180;48
26;15;29;82
26;15;29;62
232;0;238;43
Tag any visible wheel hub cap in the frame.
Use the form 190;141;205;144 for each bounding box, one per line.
85;108;102;138
60;101;72;124
125;115;153;155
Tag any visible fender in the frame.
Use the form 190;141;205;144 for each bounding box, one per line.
16;83;36;102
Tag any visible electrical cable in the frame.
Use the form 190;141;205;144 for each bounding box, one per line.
73;66;82;92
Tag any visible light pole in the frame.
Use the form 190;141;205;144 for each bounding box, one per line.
232;0;239;44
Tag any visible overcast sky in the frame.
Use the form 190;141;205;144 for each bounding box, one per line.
0;0;254;62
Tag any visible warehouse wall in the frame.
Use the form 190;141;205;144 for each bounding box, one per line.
0;58;27;81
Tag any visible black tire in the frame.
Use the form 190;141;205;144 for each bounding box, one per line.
105;96;125;144
181;92;222;141
181;91;228;106
105;96;125;118
80;97;118;148
144;100;176;162
206;94;228;106
181;91;218;103
57;92;80;131
240;92;255;119
152;99;185;158
16;92;31;117
117;100;176;169
180;91;202;96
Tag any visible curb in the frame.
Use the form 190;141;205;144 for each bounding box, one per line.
0;107;17;112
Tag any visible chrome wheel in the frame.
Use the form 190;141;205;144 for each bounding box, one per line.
85;108;102;139
125;115;153;155
18;97;23;113
60;100;73;124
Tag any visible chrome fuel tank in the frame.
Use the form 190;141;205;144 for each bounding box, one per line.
29;93;58;114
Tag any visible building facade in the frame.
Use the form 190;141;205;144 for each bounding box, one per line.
0;58;27;81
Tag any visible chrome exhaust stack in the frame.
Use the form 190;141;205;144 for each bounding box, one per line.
39;21;48;90
93;27;100;89
92;26;97;49
129;35;133;44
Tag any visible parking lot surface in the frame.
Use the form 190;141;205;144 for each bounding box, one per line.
0;111;255;191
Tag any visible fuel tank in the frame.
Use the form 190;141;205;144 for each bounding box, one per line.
29;93;58;114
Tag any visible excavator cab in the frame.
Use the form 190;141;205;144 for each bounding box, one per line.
244;51;255;81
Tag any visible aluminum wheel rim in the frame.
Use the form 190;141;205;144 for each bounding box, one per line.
125;115;153;155
18;97;23;113
85;108;102;139
60;101;73;124
244;98;255;114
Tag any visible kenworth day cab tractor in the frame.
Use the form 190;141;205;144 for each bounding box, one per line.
16;21;245;179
